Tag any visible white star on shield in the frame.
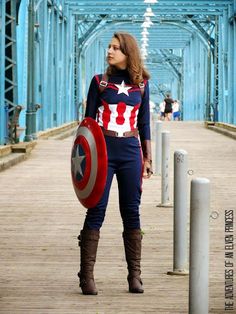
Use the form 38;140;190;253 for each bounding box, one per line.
72;146;85;177
115;80;132;96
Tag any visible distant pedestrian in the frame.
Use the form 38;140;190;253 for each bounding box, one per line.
159;101;165;120
164;94;174;121
172;100;181;121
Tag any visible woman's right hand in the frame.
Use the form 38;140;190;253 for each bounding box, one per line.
143;159;153;179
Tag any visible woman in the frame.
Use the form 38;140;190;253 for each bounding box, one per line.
78;32;152;295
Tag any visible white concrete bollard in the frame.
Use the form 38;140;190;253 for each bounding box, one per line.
152;113;158;134
189;178;210;314
168;149;189;276
155;121;162;176
159;131;172;207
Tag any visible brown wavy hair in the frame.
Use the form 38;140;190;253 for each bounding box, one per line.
106;32;150;85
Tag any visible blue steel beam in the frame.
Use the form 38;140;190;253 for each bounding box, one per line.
224;1;236;124
74;15;81;120
147;52;183;65
187;17;215;51
17;0;28;142
24;0;36;141
71;10;223;16
78;18;106;50
5;0;21;143
213;16;219;122
67;0;231;3
0;0;6;144
159;49;182;80
233;3;236;124
66;0;232;16
81;15;217;23
66;0;231;7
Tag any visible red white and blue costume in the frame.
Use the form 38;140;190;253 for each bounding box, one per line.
83;69;150;230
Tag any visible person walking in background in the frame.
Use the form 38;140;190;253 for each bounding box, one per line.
164;93;174;121
159;101;165;120
172;99;181;121
78;32;152;295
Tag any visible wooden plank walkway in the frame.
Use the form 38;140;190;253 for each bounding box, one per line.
0;121;235;314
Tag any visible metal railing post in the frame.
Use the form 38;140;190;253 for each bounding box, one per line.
24;0;36;141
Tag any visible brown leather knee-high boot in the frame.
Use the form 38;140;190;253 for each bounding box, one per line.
78;229;100;295
123;229;144;293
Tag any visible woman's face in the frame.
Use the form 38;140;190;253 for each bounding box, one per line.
107;37;127;69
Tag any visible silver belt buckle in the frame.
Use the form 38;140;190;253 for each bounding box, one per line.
116;130;124;137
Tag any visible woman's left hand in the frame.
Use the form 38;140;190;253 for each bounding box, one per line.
143;159;153;179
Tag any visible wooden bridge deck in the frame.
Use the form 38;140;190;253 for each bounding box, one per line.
0;121;235;314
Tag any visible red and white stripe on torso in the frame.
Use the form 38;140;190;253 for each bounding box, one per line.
97;99;140;136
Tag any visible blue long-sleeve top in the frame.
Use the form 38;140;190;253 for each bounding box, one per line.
85;69;151;142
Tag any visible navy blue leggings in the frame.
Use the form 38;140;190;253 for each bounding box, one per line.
84;135;143;230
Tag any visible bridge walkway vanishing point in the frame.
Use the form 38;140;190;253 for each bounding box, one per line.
0;121;235;314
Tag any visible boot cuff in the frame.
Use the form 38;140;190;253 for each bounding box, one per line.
123;229;142;240
80;229;100;241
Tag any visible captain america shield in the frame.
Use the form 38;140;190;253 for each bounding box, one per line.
71;117;108;208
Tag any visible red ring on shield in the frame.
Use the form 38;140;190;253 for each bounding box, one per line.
71;117;108;208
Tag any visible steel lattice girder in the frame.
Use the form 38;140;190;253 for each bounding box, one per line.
99;23;193;47
65;0;235;124
65;0;232;16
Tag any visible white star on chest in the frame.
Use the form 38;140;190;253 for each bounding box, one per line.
72;146;85;177
114;80;132;96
